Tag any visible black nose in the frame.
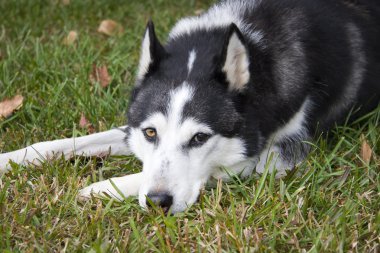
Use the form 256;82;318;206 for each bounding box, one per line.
146;192;173;209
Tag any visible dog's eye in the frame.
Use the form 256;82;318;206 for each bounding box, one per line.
143;128;157;141
189;133;211;147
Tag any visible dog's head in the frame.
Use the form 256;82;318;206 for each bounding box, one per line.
126;21;254;213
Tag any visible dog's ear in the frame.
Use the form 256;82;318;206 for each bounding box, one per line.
136;20;166;81
218;23;250;92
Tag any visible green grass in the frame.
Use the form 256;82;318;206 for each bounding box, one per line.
0;0;379;252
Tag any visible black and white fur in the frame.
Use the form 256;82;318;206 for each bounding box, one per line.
1;0;379;213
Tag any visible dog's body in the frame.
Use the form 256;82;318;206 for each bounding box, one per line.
1;0;380;213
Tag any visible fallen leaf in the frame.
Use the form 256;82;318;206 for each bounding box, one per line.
97;19;123;36
79;113;96;134
79;113;89;128
63;30;78;45
360;135;372;164
0;95;24;118
87;124;96;134
89;64;111;88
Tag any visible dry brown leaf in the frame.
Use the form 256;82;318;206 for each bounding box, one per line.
63;31;78;45
79;113;89;128
89;64;112;88
87;124;96;134
61;0;70;5
97;19;123;36
0;95;24;118
79;113;96;134
360;135;372;164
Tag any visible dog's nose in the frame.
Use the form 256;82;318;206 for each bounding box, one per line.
146;192;173;209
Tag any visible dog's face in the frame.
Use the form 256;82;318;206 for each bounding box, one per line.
126;22;252;213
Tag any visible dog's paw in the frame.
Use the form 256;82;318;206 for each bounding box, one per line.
77;180;123;202
256;155;289;178
77;181;107;202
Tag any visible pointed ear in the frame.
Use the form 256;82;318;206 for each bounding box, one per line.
136;20;166;81
220;24;250;92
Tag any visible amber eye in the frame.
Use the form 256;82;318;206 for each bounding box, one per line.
143;128;157;141
145;128;156;137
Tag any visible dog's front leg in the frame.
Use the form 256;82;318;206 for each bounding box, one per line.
78;172;143;201
0;126;131;172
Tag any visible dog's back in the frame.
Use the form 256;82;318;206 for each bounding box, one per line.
162;0;380;172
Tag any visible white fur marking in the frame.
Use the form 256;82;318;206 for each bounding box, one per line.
169;0;264;46
168;83;194;124
273;99;310;141
187;49;197;75
137;30;152;80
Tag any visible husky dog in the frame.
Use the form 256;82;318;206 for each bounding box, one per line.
1;0;380;213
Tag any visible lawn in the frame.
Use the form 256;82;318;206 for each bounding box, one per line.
0;0;379;252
